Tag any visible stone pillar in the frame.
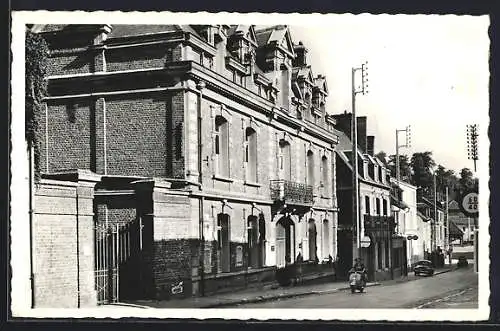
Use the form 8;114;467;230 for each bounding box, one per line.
74;170;101;307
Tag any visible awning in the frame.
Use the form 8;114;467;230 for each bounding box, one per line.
391;195;410;211
417;211;431;223
449;221;464;239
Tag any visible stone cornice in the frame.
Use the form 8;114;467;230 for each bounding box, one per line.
46;61;339;146
225;56;248;75
253;72;270;85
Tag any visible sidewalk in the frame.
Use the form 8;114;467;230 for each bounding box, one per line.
113;265;456;309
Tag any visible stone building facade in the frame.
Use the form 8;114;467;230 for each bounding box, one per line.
332;113;396;281
36;24;339;304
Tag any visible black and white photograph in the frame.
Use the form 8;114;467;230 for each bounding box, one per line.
10;11;490;320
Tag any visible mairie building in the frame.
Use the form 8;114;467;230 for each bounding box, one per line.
34;24;340;306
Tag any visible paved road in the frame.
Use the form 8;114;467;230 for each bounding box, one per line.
236;267;478;308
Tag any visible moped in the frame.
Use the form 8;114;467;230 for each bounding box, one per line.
348;270;366;293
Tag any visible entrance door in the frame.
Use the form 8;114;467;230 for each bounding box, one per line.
308;219;317;261
276;217;295;267
247;215;259;268
218;214;230;273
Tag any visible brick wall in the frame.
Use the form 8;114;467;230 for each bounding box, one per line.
47;50;93;76
46;99;93;172
170;92;185;178
105;95;168;177
106;45;171;72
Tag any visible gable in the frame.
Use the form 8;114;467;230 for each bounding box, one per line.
280;27;296;58
247;25;258;47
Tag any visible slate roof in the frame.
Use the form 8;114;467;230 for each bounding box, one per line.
254;25;287;47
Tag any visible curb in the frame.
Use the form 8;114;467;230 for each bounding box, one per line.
203;282;381;308
203;268;457;308
107;302;151;309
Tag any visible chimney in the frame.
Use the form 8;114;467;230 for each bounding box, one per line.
357;116;367;153
367;136;375;156
332;112;368;152
332;111;352;137
292;41;308;67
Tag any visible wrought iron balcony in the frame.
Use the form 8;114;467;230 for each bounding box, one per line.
363;215;396;232
270;180;314;205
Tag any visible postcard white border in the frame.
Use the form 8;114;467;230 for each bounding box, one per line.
10;10;491;321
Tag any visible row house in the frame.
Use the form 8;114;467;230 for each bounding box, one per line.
35;24;339;306
448;200;476;244
391;178;422;267
332;113;397;282
417;194;446;255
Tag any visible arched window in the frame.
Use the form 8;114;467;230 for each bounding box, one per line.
383;199;388;216
279;139;291;181
307;150;315;187
245;128;257;182
215;116;229;177
321;155;328;195
376;198;381;215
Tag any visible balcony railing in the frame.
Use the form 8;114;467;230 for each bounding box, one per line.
270;180;313;205
363;215;396;232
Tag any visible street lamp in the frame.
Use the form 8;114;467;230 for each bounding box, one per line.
395;125;411;183
351;61;368;262
466;124;479;172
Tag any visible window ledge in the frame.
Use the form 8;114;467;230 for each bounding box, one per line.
213;174;234;183
244;181;261;187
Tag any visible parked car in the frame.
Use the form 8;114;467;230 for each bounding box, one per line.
414;260;435;276
457;256;469;268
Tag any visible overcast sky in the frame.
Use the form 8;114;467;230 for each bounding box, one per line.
289;15;489;175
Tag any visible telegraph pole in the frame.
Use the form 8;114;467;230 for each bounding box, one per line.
395;126;411;183
466;124;479;172
432;173;437;253
351;61;368;262
445;186;450;263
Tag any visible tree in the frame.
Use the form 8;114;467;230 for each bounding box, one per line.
25;29;49;180
435;164;460;200
374;151;388;166
388;154;412;181
410;151;436;193
459;168;475;192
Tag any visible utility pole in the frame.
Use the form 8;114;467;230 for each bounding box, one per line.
433;173;437;253
466;124;479;172
351;61;368;262
395;126;411;183
445;186;450;264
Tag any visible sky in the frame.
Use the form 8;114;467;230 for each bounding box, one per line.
288;15;490;175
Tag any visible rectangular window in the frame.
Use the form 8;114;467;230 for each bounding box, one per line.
365;196;371;215
376;198;381;215
383;199;388;216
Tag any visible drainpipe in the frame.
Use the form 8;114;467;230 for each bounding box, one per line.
28;142;35;308
76;188;81;308
196;81;206;296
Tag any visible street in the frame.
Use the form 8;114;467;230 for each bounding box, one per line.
235;267;478;309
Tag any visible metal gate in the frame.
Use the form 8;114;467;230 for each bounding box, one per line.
94;222;134;305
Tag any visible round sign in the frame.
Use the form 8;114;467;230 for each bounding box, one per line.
360;236;371;248
460;190;479;217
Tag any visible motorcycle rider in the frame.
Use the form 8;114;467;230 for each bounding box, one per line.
349;258;367;284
